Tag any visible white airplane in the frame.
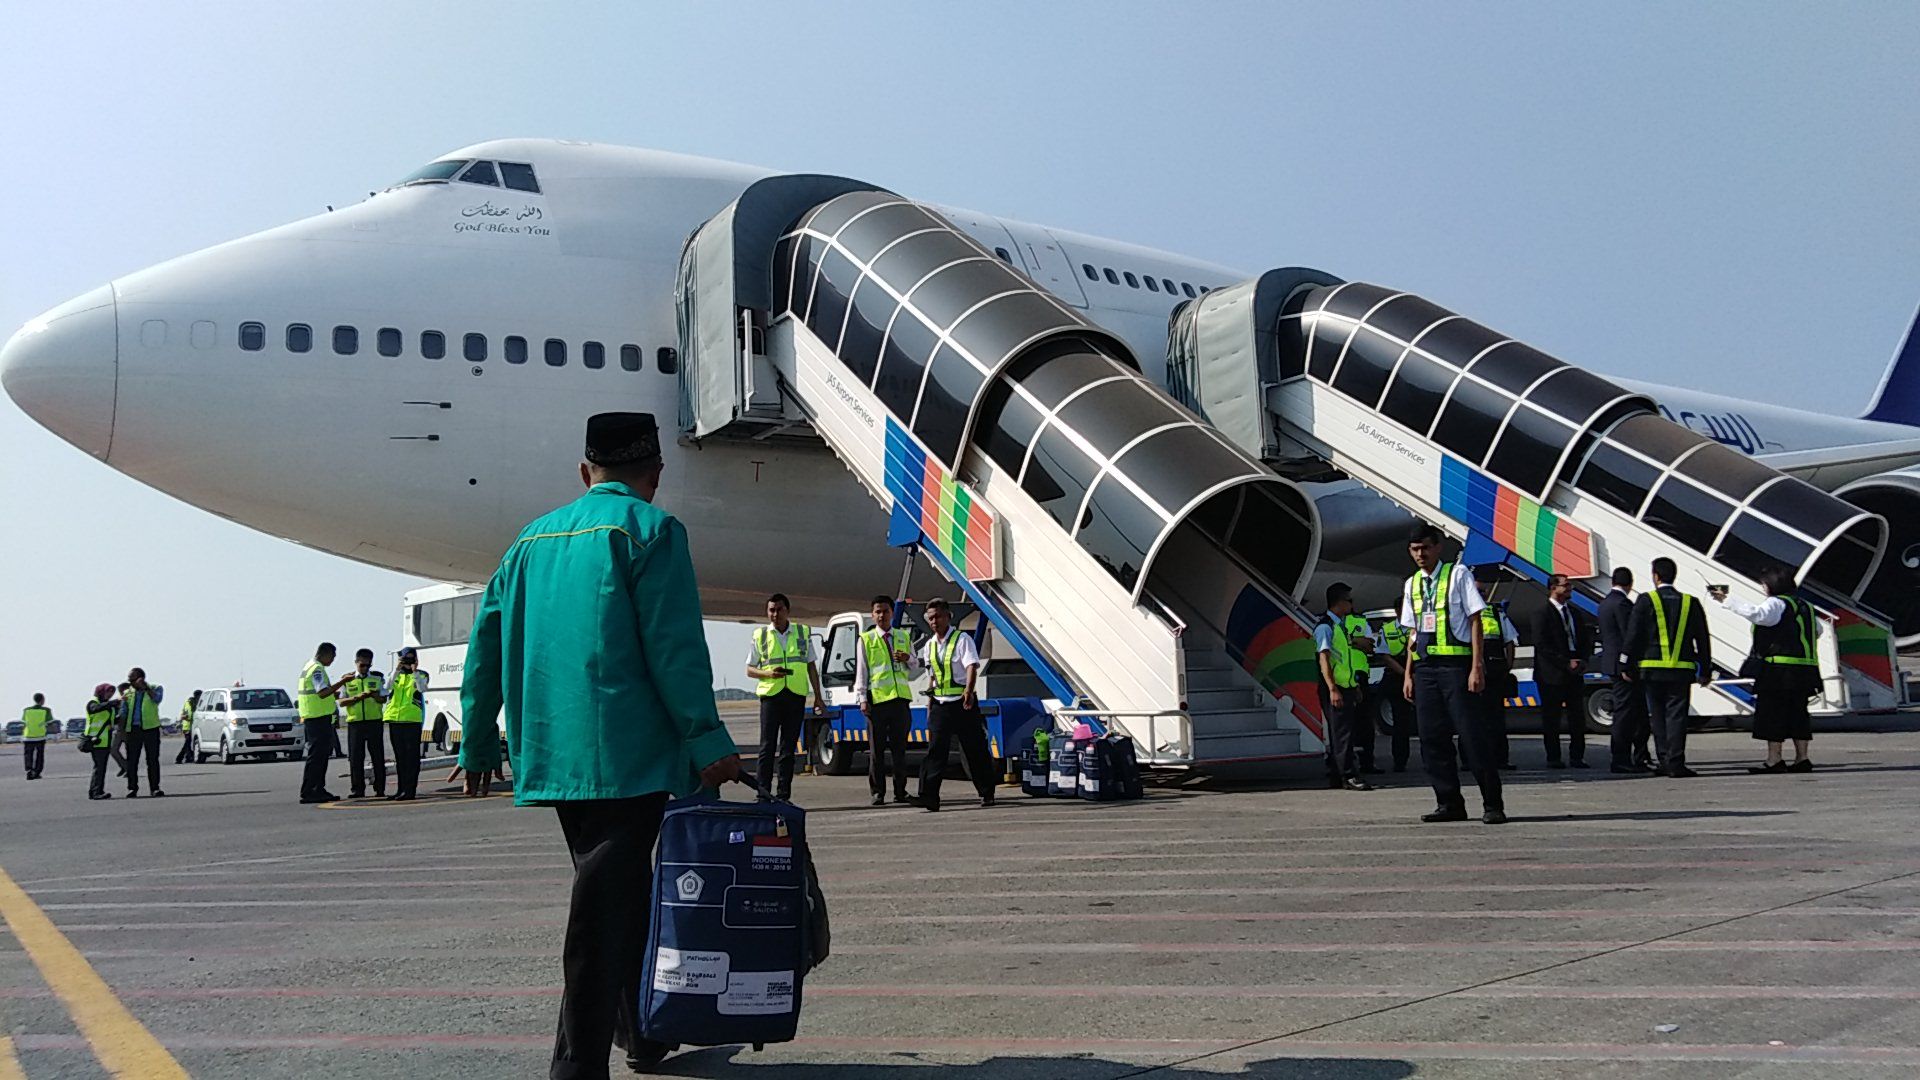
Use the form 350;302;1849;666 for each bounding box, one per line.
7;139;1920;641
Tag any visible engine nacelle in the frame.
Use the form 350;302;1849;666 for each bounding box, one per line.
1836;464;1920;648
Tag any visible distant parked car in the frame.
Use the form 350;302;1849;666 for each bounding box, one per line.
192;687;303;763
65;718;87;740
3;721;22;743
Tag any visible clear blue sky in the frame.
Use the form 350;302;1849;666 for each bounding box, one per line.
3;1;1917;711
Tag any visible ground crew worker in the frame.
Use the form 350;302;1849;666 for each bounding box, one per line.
457;412;742;1076
298;643;354;804
174;690;201;765
1472;567;1520;771
745;592;825;802
1713;566;1819;774
109;681;131;777
1342;603;1385;776
1400;523;1505;824
1531;574;1593;769
84;684;115;800
852;594;921;806
121;668;166;798
1624;557;1711;777
340;648;388;798
911;597;998;812
1316;583;1373;791
384;646;429;800
1375;617;1415;771
20;693;53;780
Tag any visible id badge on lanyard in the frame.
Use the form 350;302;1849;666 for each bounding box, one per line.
1419;573;1439;635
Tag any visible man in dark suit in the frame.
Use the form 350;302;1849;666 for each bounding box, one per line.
1624;557;1712;778
1597;567;1651;773
1529;573;1593;769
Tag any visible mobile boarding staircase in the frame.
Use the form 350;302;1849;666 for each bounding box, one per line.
676;179;1334;766
1168;271;1905;717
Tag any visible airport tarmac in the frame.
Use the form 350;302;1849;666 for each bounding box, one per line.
1;731;1917;1079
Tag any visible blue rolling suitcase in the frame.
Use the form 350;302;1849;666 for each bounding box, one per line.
1047;742;1080;796
635;777;829;1065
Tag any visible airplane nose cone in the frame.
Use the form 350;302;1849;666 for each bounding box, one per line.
0;285;118;459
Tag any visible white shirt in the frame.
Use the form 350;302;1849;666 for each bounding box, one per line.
919;629;980;703
1548;598;1576;649
745;622;817;668
1720;594;1786;627
851;625;923;699
1398;562;1488;648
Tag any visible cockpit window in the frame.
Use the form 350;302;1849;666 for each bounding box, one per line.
397;159;469;186
499;162;540;193
458;161;500;187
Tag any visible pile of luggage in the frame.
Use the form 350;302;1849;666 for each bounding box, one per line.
1018;721;1143;801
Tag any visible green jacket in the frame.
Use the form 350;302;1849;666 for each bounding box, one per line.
459;482;735;805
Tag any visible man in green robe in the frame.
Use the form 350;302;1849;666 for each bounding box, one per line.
459;411;741;1080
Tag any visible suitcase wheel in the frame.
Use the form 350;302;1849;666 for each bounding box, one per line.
626;1038;675;1072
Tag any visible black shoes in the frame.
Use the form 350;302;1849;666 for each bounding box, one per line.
892;792;909;804
89;792;111;800
1343;778;1373;792
1748;761;1787;774
1548;760;1567;769
151;790;165;797
979;795;995;808
1482;809;1508;825
299;790;342;804
126;790;139;798
1421;806;1469;823
1667;766;1700;779
1787;759;1815;773
392;792;416;802
1571;761;1590;770
870;794;886;807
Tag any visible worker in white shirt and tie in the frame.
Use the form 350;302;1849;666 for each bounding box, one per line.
851;594;922;807
910;598;997;813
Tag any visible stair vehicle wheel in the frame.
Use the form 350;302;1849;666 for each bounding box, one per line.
811;724;855;776
1583;686;1614;735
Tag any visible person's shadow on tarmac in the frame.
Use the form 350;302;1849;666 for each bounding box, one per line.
643;1049;1416;1079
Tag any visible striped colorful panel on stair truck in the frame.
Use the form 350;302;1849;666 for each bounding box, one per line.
1833;610;1894;689
1222;586;1324;739
1440;455;1595;578
884;419;999;581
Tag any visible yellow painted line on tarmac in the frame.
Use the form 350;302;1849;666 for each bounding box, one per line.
0;865;188;1079
0;1037;27;1080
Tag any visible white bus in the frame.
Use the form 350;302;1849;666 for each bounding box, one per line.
399;583;482;752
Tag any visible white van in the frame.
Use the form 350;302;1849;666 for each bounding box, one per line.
192;687;304;764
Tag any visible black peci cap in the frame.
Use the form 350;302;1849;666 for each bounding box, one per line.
585;412;662;467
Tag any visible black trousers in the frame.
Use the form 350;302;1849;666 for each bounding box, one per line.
1538;677;1586;764
348;721;388;795
125;727;161;793
88;747;111;797
22;740;45;777
175;731;193;764
756;691;806;797
1482;661;1511;768
551;794;669;1080
866;698;911;797
1644;679;1692;771
1318;683;1361;780
301;718;334;798
1388;684;1415;769
388;723;423;796
918;698;995;808
1413;663;1504;813
1608;675;1650;767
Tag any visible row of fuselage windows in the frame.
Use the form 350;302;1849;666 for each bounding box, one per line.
980;245;1219;299
234;322;677;373
1081;263;1213;297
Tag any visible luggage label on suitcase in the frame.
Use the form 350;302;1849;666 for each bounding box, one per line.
643;799;811;1043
